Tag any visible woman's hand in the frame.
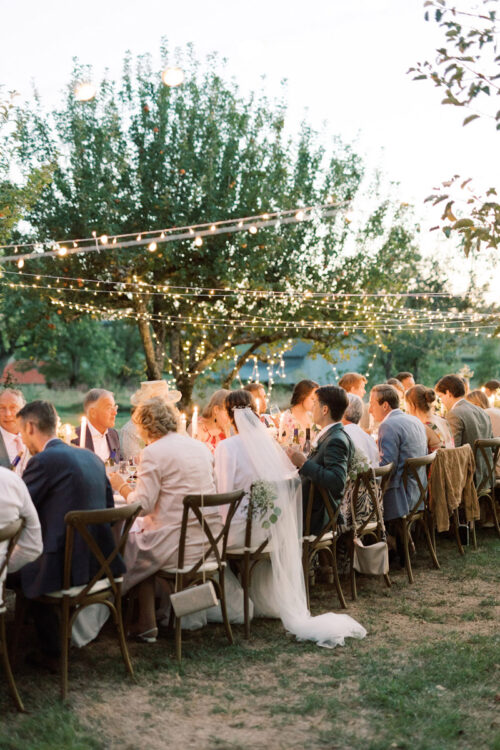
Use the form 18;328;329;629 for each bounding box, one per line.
109;472;128;491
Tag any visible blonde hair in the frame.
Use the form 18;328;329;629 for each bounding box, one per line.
132;396;178;439
202;389;231;419
466;389;489;410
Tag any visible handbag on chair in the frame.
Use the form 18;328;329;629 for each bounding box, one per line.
352;537;389;576
170;494;218;618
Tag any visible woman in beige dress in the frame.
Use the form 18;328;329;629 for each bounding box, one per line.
110;397;222;641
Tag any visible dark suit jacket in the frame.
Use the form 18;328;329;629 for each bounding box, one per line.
72;424;122;462
20;438;125;598
0;431;11;469
300;423;353;535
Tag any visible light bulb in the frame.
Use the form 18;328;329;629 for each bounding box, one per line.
148;242;157;252
74;82;96;101
17;259;24;269
100;234;108;245
58;247;68;256
161;67;185;87
249;225;257;235
194;237;203;247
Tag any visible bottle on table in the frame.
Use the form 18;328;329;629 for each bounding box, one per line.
292;427;300;446
303;427;311;455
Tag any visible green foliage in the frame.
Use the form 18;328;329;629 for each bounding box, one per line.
409;0;500;254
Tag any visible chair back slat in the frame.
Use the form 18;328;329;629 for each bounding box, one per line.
473;438;500;495
402;454;435;516
0;518;25;580
62;502;142;601
350;469;385;536
176;491;244;576
304;483;342;542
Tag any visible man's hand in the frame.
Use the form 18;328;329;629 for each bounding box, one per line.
286;446;307;469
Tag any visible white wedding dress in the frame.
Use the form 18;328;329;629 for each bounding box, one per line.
213;407;367;649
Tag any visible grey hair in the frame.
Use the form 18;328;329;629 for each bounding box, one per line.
83;388;113;414
0;388;26;406
344;393;364;424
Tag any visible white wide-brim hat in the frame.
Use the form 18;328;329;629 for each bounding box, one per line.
130;380;182;406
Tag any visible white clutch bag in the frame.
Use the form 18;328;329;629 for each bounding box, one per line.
170;581;218;618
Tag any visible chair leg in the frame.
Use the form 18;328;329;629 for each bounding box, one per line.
243;557;251;640
218;569;234;646
302;546;311;610
471;519;477;550
401;520;414;584
422;518;440;570
488;494;500;538
11;592;28;667
452;509;465;555
60;601;70;701
175;616;182;665
0;613;25;712
383;573;392;589
349;535;357;601
331;542;347;609
114;592;134;676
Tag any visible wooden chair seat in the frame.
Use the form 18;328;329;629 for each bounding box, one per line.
157;490;244;663
13;502;141;701
302;531;334;543
1;518;26;711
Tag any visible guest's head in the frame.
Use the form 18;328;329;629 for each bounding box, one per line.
342;393;364;425
369;384;400;423
459;375;470;395
202;389;231;431
395;372;415;391
132;397;178;444
225;390;257;430
313;385;348;427
83;389;118;433
466;389;489;410
243;382;267;415
435;374;466;412
16;400;57;454
0;388;26;434
386;378;405;401
483;379;500;398
338;372;367;399
290;379;319;412
405;385;436;417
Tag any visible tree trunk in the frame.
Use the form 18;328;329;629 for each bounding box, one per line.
176;373;196;412
137;318;162;380
383;349;393;380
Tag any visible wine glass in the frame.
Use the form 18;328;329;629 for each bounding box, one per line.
269;403;281;427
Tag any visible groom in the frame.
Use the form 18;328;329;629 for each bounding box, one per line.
287;385;353;535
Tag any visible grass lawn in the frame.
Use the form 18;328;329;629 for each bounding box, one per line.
1;533;499;750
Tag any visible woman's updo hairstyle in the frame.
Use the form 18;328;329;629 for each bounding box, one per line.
405;385;436;414
225;389;257;422
132;396;178;439
290;379;319;407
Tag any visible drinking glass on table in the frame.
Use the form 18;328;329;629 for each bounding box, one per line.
269;403;281;427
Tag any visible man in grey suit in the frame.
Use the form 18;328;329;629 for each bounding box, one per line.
369;384;428;522
436;374;493;488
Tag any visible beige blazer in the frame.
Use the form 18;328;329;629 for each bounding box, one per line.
446;400;493;489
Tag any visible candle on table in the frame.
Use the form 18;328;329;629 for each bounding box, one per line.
192;406;198;439
79;416;87;448
255;397;261;415
63;424;72;444
179;413;187;433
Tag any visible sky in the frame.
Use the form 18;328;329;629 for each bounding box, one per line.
1;0;498;294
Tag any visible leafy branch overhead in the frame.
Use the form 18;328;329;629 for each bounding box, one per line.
408;0;499;254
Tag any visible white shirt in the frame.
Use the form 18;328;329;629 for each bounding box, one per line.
88;421;110;463
0;467;43;602
312;421;341;447
344;422;380;467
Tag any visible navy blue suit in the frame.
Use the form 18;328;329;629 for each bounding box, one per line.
20;438;124;598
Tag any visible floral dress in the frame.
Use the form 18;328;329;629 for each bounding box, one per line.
279;409;318;450
196;419;227;454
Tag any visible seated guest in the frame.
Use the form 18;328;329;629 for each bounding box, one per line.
243;383;274;427
466;389;500;475
0;467;43;581
0;388;30;474
73;388;121;463
122;380;182;460
341;393;379;467
435;374;493;488
110;397;222;642
395;372;415;392
338;372;371;432
483;379;500;400
287;385;353;535
189;388;231;452
279;379;319;449
405;385;454;451
16;400;122;663
369;384;427;522
387;378;405;408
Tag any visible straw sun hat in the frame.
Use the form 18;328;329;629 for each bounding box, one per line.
130;380;182;406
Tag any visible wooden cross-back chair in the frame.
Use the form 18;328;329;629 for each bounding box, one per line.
302;483;346;610
348;464;394;600
400;454;439;583
473;438;500;544
0;518;25;712
14;502;141;701
157;490;244;664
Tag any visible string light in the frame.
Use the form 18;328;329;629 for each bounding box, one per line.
161;67;185;87
74;82;96;101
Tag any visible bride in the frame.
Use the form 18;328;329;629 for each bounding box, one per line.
214;389;366;649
